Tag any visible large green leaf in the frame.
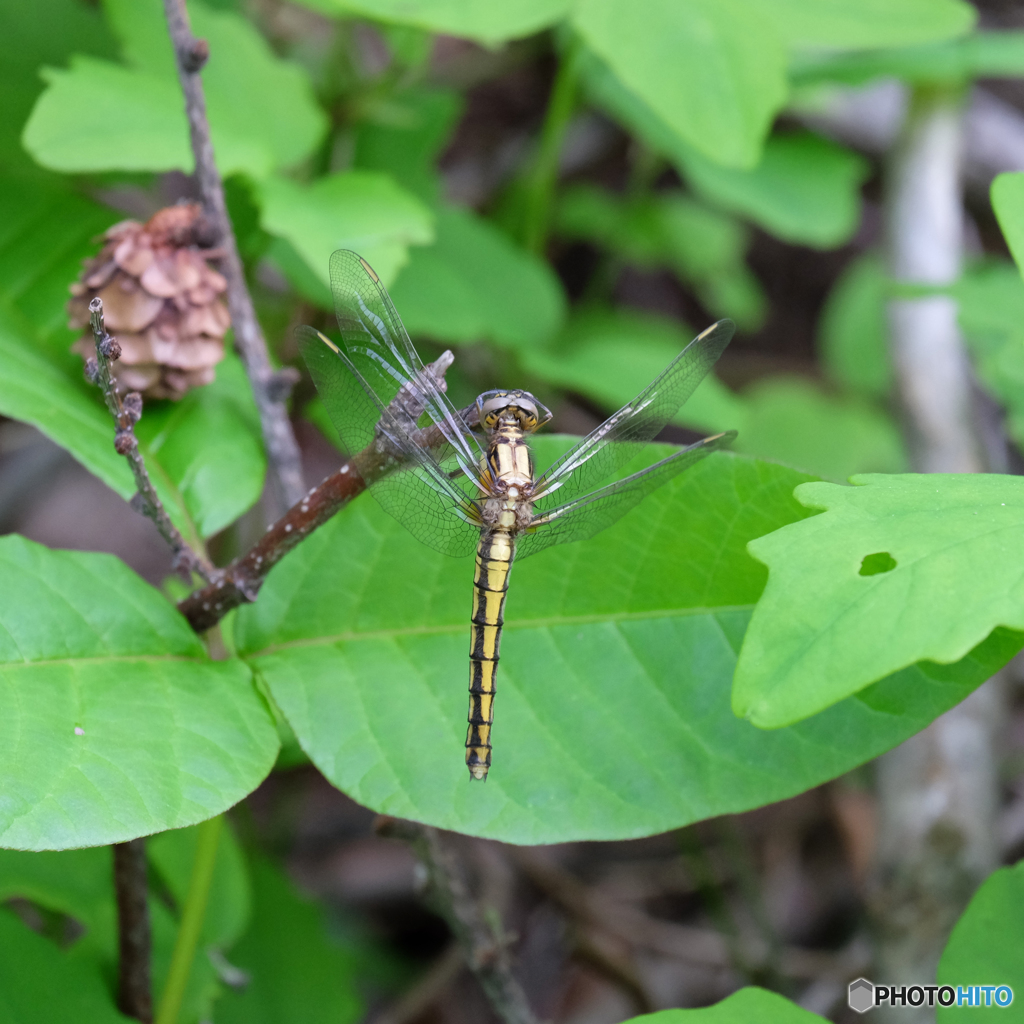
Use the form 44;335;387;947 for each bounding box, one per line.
388;206;566;349
22;0;325;177
237;445;1006;843
733;474;1024;728
0;909;128;1022
677;132;869;249
291;0;569;45
937;860;1024;1019
257;171;434;290
734;377;907;481
213;857;363;1024
520;308;745;433
572;0;787;169
623;987;826;1022
0;536;278;849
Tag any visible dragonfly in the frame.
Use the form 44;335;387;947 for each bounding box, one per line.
299;250;736;781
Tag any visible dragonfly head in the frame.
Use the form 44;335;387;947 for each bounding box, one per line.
476;390;552;434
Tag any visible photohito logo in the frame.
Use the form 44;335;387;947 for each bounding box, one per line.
847;978;1014;1013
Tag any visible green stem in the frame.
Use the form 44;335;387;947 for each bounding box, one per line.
522;35;583;255
155;815;223;1024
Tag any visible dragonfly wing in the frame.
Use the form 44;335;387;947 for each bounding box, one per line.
532;319;734;511
516;432;736;561
298;328;480;559
328;250;482;475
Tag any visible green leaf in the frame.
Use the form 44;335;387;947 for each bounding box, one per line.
22;56;187;174
521;308;745;432
0;0;116;175
236;446;1003;843
622;986;827;1022
353;86;463;205
290;0;569;46
768;0;974;49
134;351;266;538
388;206;566;348
733;473;1024;728
0;536;278;849
733;377;907;481
0;175;119;353
257;171;434;289
937;860;1024;1019
0;908;128;1022
678;132;869;249
23;0;325;177
213;857;363;1024
572;0;787;169
820;253;893;399
148;821;251;950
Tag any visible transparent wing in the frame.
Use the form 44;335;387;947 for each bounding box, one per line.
299;262;484;558
517;432;736;560
326;249;483;477
532;319;734;512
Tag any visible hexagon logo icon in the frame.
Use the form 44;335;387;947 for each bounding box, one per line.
848;977;874;1014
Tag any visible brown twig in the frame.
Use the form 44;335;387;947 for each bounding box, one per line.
378;819;540;1024
87;299;213;583
162;0;305;517
179;351;475;633
113;839;153;1023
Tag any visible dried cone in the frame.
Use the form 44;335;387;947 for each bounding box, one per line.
69;204;230;400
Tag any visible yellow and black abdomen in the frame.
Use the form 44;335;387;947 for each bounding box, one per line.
466;528;514;780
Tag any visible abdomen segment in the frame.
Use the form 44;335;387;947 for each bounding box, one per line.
467;529;514;780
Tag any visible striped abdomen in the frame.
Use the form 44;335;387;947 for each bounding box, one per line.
467;528;515;780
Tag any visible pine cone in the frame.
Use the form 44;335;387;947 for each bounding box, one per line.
69;204;230;400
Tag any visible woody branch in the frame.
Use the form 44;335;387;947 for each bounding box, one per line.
162;0;305;516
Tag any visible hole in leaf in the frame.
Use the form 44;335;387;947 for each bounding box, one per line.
859;551;897;576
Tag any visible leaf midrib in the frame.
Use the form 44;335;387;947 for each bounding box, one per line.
242;603;754;657
0;654;218;669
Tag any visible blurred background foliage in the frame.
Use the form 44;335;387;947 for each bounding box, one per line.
3;0;1024;1021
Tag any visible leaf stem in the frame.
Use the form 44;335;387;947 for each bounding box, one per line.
155;815;224;1024
522;35;582;254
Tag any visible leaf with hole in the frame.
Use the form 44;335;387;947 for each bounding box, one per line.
733;473;1024;728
